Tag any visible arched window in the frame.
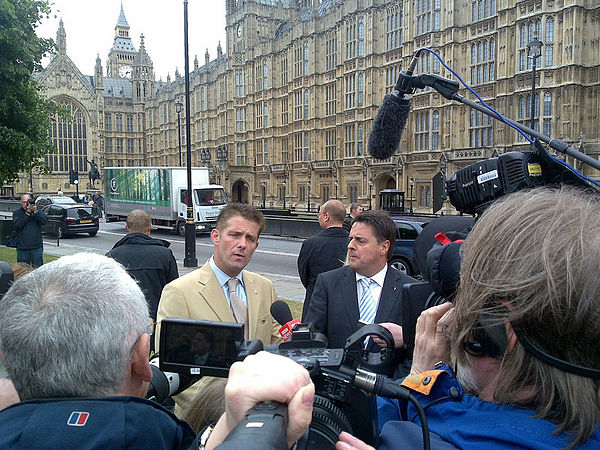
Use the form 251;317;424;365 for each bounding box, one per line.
47;97;88;173
432;111;440;150
358;18;365;56
303;42;309;75
304;89;309;119
518;96;525;119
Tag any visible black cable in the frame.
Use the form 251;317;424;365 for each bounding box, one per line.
409;395;452;423
406;392;430;450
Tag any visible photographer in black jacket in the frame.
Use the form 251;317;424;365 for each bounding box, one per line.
12;194;47;267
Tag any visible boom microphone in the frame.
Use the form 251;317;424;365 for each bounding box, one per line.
270;300;300;342
368;88;411;160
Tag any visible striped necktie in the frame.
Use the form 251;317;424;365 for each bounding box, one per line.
227;278;248;340
358;278;376;324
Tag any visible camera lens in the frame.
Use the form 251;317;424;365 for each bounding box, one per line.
296;395;353;450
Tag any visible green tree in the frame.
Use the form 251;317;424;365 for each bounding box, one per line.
0;0;62;186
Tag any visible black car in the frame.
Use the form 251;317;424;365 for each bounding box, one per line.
41;204;99;238
390;218;430;276
35;195;77;208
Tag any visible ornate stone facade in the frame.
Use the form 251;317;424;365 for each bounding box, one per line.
21;0;600;213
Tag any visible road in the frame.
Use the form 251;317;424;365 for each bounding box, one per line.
41;221;307;302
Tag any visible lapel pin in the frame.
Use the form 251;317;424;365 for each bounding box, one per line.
393;287;397;291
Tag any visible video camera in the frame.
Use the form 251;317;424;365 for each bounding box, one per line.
158;316;405;449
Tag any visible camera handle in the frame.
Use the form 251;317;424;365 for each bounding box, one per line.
344;324;396;369
215;401;288;450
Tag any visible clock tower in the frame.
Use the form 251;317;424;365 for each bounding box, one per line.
107;3;137;78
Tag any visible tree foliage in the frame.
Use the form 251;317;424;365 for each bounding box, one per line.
0;0;63;186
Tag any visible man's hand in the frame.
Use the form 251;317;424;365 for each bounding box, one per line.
410;303;453;375
206;351;314;449
336;431;375;450
372;323;404;348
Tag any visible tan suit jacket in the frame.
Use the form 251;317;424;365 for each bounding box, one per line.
155;261;281;415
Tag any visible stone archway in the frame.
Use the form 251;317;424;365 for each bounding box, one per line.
231;178;249;203
374;173;396;210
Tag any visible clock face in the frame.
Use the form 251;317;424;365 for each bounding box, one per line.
119;65;132;78
236;24;242;38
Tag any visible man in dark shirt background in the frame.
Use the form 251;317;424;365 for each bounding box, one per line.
298;199;349;319
343;202;363;232
12;194;48;267
106;209;178;351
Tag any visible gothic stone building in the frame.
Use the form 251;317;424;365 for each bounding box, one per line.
24;0;600;213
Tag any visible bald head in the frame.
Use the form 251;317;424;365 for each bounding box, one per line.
126;209;152;235
319;200;346;229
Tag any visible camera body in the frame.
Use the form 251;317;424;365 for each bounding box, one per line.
158;318;395;448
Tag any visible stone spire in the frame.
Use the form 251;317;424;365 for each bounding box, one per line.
217;41;223;61
205;49;210;68
56;18;66;54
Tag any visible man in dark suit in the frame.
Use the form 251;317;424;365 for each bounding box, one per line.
304;210;415;376
106;209;178;351
342;203;363;232
298;200;349;319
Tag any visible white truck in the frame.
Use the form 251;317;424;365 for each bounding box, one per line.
104;167;227;235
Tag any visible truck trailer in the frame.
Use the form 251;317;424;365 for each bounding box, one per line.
104;167;227;235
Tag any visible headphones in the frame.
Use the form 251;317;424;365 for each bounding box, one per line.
467;312;600;380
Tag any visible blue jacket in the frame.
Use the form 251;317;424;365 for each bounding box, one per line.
0;396;197;449
377;365;600;449
12;207;47;249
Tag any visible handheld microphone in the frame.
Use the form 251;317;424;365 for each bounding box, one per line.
270;300;300;342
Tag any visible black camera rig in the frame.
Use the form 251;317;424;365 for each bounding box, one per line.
157;317;425;450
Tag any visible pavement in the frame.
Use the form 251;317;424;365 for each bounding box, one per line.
41;240;306;304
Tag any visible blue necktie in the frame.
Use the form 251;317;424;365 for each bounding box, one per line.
358;278;376;324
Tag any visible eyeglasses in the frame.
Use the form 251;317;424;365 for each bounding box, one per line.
463;327;503;359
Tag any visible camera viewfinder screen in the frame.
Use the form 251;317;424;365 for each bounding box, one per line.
160;318;243;375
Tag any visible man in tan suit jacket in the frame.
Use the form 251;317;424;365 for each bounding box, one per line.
155;203;281;415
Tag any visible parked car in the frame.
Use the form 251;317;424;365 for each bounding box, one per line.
390;218;430;276
40;204;99;238
35;195;77;208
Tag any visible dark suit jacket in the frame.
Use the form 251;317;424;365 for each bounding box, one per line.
298;226;349;319
304;264;416;375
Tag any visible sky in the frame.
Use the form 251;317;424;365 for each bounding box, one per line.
36;0;227;80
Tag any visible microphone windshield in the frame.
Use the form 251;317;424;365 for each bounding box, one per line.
270;300;293;326
368;94;411;160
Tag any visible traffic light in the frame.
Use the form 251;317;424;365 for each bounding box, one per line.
69;170;78;185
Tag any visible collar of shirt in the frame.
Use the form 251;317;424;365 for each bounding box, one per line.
209;256;247;307
356;265;387;313
355;264;388;288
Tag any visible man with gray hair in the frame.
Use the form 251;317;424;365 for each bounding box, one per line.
0;253;196;447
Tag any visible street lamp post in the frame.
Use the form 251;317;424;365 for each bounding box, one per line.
175;100;183;166
334;180;338;199
261;181;266;208
527;35;543;135
282;180;286;210
182;0;197;267
409;175;414;215
368;179;373;210
307;172;311;212
200;149;211;166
